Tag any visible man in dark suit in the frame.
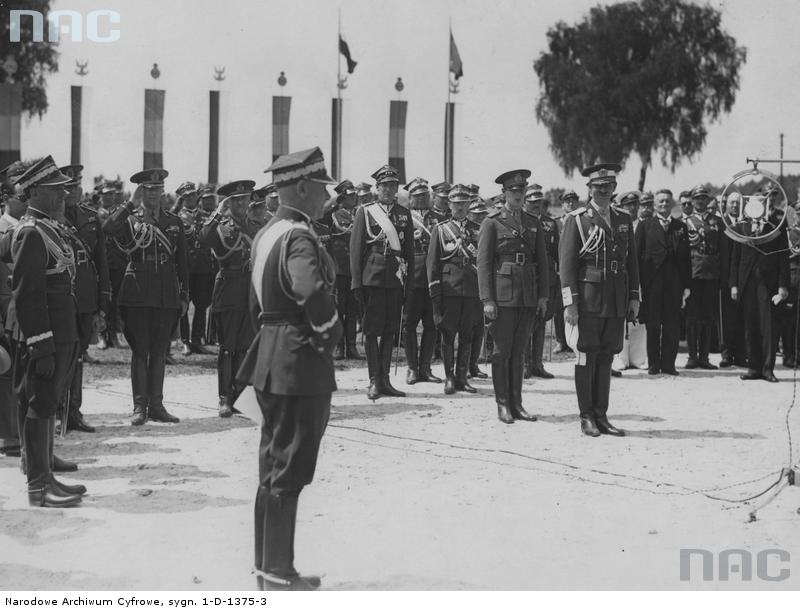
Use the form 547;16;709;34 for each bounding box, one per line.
718;193;745;367
635;188;691;375
237;147;341;591
730;186;790;382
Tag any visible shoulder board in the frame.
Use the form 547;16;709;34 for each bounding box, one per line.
19;218;36;229
613;206;631;216
569;207;587;217
487;209;501;218
78;203;96;215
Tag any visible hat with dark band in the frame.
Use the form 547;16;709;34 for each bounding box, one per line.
640;192;655;205
525;184;544;201
265;147;335;187
404;177;430;196
371;164;400;185
448;184;472;203
217;179;256;199
469;198;489;214
495;169;531;187
130;168;168;188
59;164;83;187
432;181;451;195
355;182;372;196
560;189;579;202
176;181;198;196
16;156;72;190
618;190;642;206
690;185;711;199
334;179;356;196
581;163;621;185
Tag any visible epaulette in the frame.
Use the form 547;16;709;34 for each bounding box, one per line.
78;203;97;216
19;218;36;229
569;207;587;216
487;209;501;218
613;206;631;216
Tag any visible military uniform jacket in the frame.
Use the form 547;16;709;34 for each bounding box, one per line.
537;213;561;288
198;213;261;313
8;207;79;358
64;203;111;315
98;205;130;270
0;214;17;323
103;206;189;309
635;216;691;294
729;214;790;294
427;217;480;302
324;206;355;277
408;209;440;288
238;207;342;395
559;202;640;318
179;207;217;275
685;212;722;280
477;206;549;308
349;201;415;291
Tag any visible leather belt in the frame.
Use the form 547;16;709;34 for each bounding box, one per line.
259;311;304;325
368;244;401;256
584;261;626;274
498;252;530;265
135;253;172;264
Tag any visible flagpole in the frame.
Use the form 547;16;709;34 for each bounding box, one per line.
338;8;342;105
447;18;452;105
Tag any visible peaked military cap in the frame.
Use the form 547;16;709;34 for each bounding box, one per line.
432;181;451;195
0;161;25;184
130;168;168;187
334;179;356;195
355;182;372;196
198;186;216;199
448;184;472;203
265;147;335;187
495;169;531;187
16;156;72;190
59;164;83;187
581;163;621;185
469;198;489;214
404;177;430;196
101;180;117;194
371;164;400;185
640;192;655;205
560;189;579;202
689;185;711;199
217;179;256;198
618;190;642;206
467;184;480;195
525;185;544;201
252;186;269;200
249;198;266;209
176;181;198;196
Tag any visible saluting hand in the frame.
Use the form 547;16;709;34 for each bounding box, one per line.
564;304;579;326
483;301;498;321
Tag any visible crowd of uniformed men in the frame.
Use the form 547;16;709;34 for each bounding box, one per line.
0;149;796;586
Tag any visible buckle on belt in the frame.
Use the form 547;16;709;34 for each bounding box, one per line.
610;260;619;273
158;253;169;265
76;251;88;265
515;252;527;265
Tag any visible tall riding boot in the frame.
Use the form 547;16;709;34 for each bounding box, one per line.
344;310;362;359
469;325;488;378
699;325;717;369
523;335;534;379
593;352;625;436
454;340;476;393
218;349;234;417
65;357;94;433
254;482;270;586
131;354;149;425
404;322;419;384
227;351;246;412
685;322;699;368
508;351;536;421
530;320;554;378
380;336;406;397
259;493;320;591
49;417;77;472
365;336;381;400
418;323;441;382
26;418;81;508
442;340;456;395
491;357;513;424
576;354;600;436
147;351;179;423
333;337;345;360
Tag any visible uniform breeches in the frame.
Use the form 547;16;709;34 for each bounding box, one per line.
405;287;435;370
335;275;359;344
362;287;402;338
488;307;535;406
123;307;179;410
576;316;625;354
685;278;718;324
14;341;79;420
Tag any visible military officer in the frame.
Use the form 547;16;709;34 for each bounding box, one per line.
349;165;415;400
426;185;481;394
553;190;580;353
249;188;272;227
236;147;340;591
198;180;261;417
478;169;549;424
97;180;128;349
523;184;559;379
684;185;722;369
355;182;373;207
431;181;452;220
323;179;361;359
560;163;640;437
103;169;188;425
679;191;694;221
466;197;490;379
8;156;85;507
403;177;442;385
635;188;691;375
59;164;111;433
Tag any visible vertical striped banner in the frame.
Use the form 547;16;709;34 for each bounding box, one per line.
331;98;343;180
0;83;22;170
143;88;165;169
444;102;455;184
272;96;291;162
208;90;219;184
70;85;82;165
388;100;408;183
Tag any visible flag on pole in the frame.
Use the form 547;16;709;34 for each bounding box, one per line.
449;29;463;80
331;98;343;180
143;88;165;169
444;102;455;184
339;36;357;74
208;90;220;184
272;95;291;162
0;83;22;169
70;85;82;165
389;100;408;183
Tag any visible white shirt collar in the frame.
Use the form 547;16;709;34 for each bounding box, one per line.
1;212;19;227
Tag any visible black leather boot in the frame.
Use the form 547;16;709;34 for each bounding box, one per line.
345;341;363;360
148;351;179;423
685;322;699;369
365;336;382;400
26;418;82;508
442;341;456;395
418;323;441;382
454;341;476;393
491;359;514;424
131;354;149;425
49;418;78;472
576;357;600;437
508;354;536;421
593;353;624;435
333;340;345;360
469;324;487;378
66;358;96;432
380;336;405;397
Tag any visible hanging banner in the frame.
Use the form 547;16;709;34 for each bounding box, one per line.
0;83;22;170
272;95;291;162
143;88;165;169
389;100;408;184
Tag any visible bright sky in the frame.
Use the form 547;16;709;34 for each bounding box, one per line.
17;0;800;197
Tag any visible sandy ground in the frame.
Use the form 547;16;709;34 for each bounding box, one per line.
2;342;800;591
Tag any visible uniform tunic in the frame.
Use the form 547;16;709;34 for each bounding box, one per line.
684;212;722;323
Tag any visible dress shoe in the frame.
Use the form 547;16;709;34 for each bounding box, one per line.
66;412;96;433
419;369;443;383
719;358;733;368
497;403;515;424
783;358;796;369
510;405;537;422
523;364;534;380
661;368;680;376
333;344;345;360
131;409;147;426
469;367;488;379
83;351;100;364
444;377;456;395
611;369;622;378
257;571;321;591
52;455;78;472
740;370;762;381
381;377;406;397
684;357;700;369
454;379;477;393
530;366;555;379
580;415;601;437
763;372;779;383
346;344;364;360
50;474;87;496
698;360;718;370
405;368;418;385
218;398;233;418
180;341;193;357
595;414;626;436
0;446;21;458
367;378;381;400
165;353;177;366
647;366;661;375
148;407;180;423
191;342;213;355
28;486;82;508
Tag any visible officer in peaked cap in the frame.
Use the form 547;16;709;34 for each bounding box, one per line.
478;169;549;424
355;182;373;206
523;184;559;380
465;197;491;379
97;178;129;350
198;180;262;417
102;168;189;425
350;164;415;400
560;163;639;437
236;147;341;591
431;181;452;220
7;156;85;507
320;179;362;360
58;164;111;433
639;191;655;221
263;183;280;214
427;184;482;394
403;177;443;385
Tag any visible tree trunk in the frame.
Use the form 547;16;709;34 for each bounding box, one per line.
638;158;649;192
